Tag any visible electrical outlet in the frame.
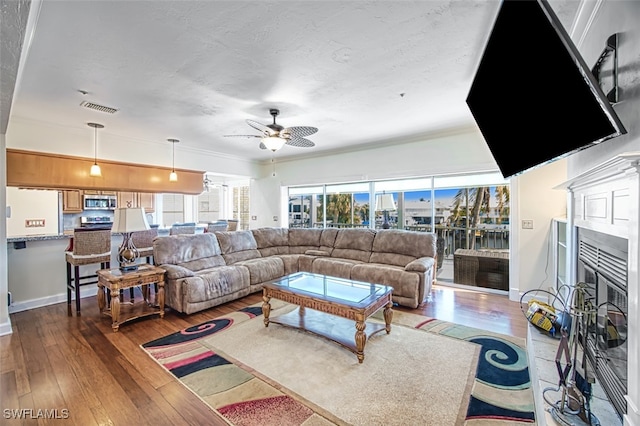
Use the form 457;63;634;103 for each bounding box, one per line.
273;216;278;221
251;216;257;220
25;219;46;227
522;220;534;229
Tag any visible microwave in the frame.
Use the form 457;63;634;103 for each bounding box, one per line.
83;194;117;210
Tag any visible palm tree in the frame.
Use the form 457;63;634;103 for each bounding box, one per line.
317;193;353;225
448;186;509;249
494;186;510;224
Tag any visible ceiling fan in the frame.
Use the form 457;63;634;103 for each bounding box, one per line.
225;109;318;151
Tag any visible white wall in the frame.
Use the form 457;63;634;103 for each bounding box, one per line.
510;159;568;301
567;1;640;177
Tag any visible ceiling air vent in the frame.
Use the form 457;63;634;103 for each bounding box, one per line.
80;101;118;114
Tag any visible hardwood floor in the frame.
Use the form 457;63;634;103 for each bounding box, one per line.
0;284;528;425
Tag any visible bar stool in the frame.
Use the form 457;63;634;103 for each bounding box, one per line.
206;220;228;232
131;228;158;265
226;219;239;231
170;225;196;235
65;228;112;316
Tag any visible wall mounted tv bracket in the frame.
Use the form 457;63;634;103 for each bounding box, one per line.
591;33;619;104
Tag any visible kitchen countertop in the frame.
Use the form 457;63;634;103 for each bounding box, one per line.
7;233;72;243
7;225;207;243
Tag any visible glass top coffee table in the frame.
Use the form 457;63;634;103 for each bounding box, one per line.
262;272;393;363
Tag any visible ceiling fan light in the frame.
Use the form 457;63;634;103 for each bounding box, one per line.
262;136;285;151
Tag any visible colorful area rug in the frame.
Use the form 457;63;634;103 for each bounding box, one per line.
142;302;536;425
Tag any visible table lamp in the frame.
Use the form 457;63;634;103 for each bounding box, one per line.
112;207;150;272
376;193;396;229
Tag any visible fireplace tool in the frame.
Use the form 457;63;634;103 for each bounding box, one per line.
543;282;600;426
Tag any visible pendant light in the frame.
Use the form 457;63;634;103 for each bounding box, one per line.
88;123;104;177
168;138;179;181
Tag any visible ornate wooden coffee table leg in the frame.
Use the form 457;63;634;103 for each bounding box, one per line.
355;313;367;364
384;301;393;333
262;294;271;327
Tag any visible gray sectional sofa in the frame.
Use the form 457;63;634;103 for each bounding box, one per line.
152;227;438;314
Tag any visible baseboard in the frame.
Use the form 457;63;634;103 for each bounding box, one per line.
0;318;14;336
8;286;98;314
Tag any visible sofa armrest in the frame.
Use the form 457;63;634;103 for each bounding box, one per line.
305;249;330;257
405;257;435;273
160;264;195;280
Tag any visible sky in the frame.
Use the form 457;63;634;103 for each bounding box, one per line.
353;189;459;205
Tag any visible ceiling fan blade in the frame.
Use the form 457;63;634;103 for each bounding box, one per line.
259;141;268;150
223;134;262;138
286;137;315;148
246;119;274;136
281;126;318;138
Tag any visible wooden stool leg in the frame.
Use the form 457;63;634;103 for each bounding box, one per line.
66;261;72;316
74;265;81;316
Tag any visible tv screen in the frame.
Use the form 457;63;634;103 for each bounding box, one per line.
466;0;626;178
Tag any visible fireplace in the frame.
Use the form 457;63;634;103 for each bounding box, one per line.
560;152;640;426
577;227;628;420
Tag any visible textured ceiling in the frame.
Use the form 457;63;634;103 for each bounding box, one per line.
5;0;581;163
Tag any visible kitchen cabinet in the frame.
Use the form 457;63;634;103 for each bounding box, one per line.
138;193;155;213
62;190;83;213
117;192;155;213
83;190;116;195
117;192;138;209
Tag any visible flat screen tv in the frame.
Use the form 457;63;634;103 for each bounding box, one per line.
466;0;626;178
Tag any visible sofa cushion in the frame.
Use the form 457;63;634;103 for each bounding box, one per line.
312;257;364;279
252;227;290;256
331;228;376;262
153;233;225;272
320;228;339;253
288;228;323;254
275;254;303;276
370;230;437;266
216;230;262;264
183;265;250;304
351;263;421;304
234;257;285;285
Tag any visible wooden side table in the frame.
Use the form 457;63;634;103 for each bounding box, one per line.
97;264;165;332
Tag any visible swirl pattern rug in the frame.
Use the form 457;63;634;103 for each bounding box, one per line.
142;302;536;425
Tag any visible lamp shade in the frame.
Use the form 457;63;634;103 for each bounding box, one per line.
262;136;286;151
376;194;396;211
112;208;150;233
89;163;102;177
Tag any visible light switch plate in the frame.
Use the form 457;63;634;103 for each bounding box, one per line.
522;220;534;229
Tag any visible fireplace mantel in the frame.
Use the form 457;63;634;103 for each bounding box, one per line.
558;152;640;426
